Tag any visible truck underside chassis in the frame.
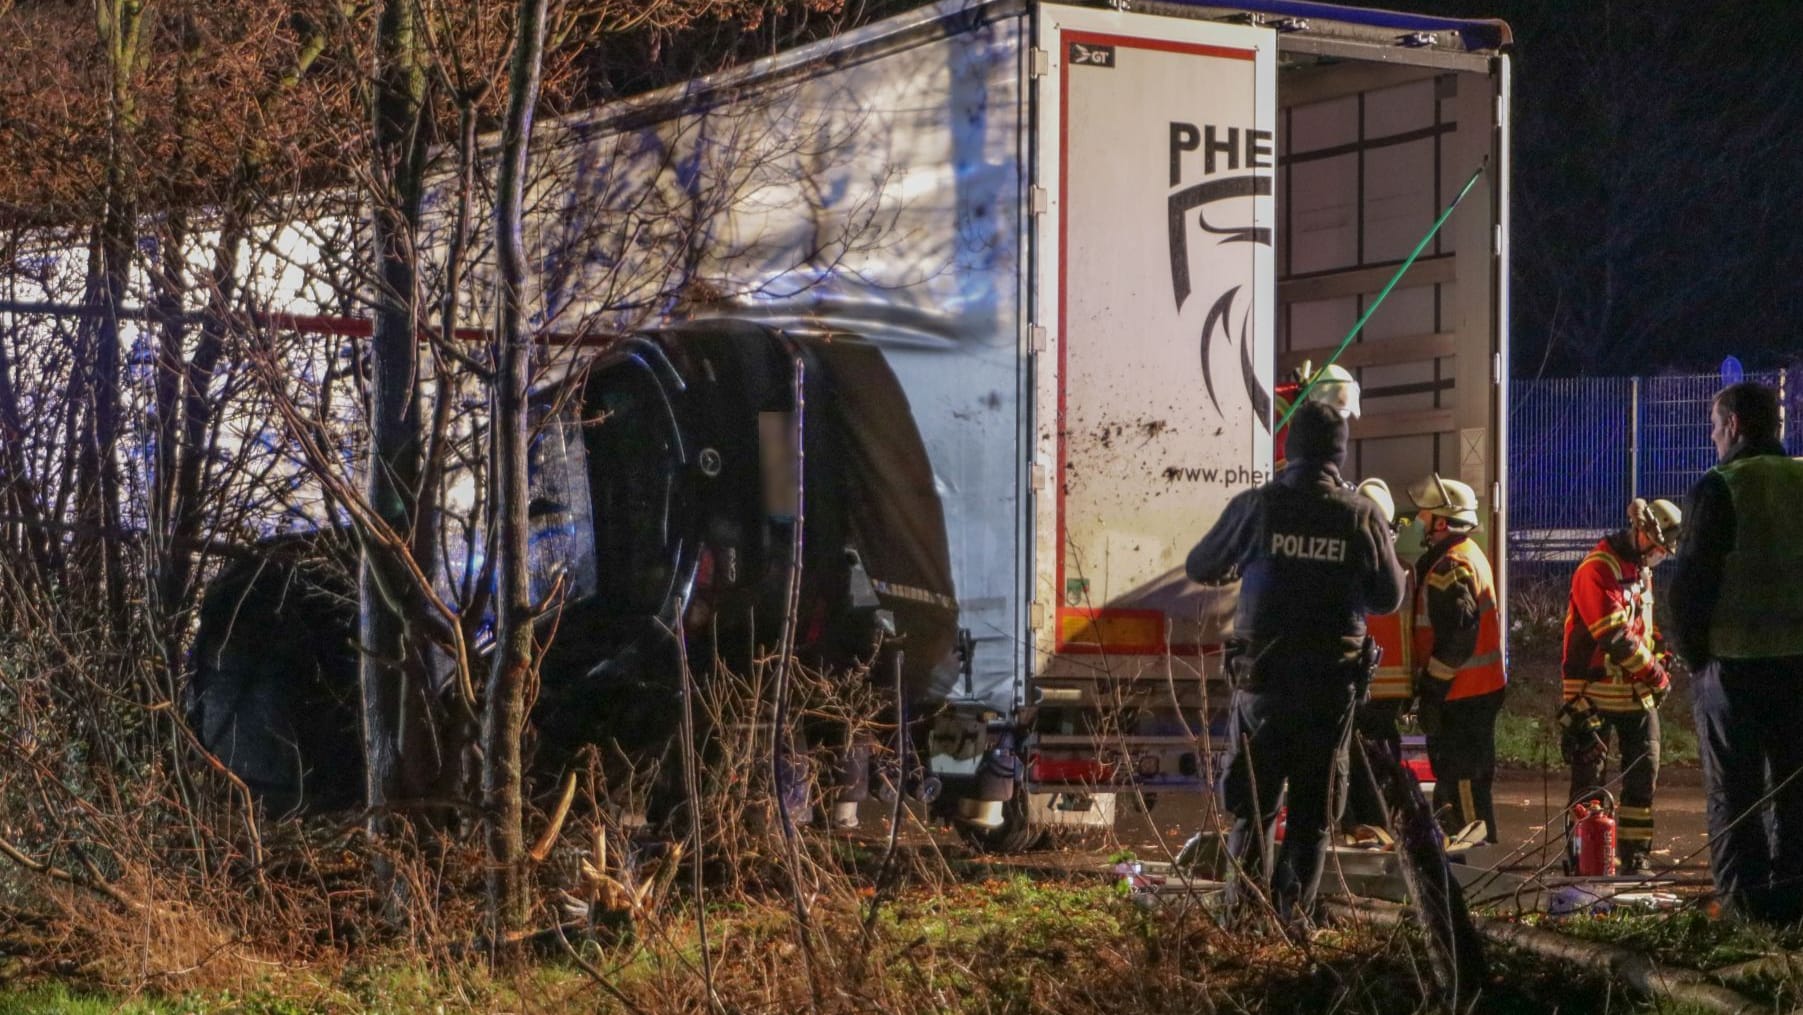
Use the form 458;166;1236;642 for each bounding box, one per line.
928;674;1226;847
188;321;968;826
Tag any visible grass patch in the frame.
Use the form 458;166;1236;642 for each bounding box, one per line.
1495;709;1558;768
1544;908;1792;970
0;874;1725;1014
0;985;164;1014
1495;699;1700;769
1499;637;1701;769
1533;908;1803;1011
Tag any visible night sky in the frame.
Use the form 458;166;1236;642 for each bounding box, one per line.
1402;0;1803;378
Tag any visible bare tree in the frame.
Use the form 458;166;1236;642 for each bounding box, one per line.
485;0;551;948
362;0;447;841
78;0;150;633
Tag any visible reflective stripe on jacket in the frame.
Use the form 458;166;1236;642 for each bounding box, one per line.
1561;535;1659;714
1709;455;1803;659
1412;538;1506;701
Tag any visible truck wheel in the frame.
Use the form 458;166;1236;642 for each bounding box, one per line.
187;537;362;813
957;793;1046;854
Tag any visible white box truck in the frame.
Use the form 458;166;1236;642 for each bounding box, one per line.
546;0;1514;845
190;0;1512;846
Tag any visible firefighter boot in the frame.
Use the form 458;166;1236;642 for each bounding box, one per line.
1621;844;1653;876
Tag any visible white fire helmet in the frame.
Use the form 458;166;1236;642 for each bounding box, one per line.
1408;472;1480;529
1296;361;1362;420
1356;477;1396;526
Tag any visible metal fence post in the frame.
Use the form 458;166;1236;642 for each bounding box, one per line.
1628;374;1641;499
1782;367;1791;446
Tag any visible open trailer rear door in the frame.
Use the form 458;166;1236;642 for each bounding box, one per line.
1033;5;1277;677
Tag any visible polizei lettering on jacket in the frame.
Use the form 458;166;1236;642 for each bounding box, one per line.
1270;532;1348;563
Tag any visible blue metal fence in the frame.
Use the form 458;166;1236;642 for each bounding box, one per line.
1508;377;1634;531
1509;368;1801;571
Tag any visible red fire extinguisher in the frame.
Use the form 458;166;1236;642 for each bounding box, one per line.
1566;788;1618;877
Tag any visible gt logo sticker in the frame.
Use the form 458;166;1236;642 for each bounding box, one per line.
1069;42;1115;67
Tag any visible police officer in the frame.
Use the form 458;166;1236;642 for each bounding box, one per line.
1560;497;1681;873
1669;381;1803;922
1408;473;1506;843
1186;401;1405;923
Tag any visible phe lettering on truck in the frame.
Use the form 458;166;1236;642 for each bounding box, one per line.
1169;121;1273;185
1269;532;1347;563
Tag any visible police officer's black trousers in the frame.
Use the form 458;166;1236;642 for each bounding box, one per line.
1219;656;1359;919
1425;688;1503;844
1343;698;1405;829
1568;708;1659;866
1693;655;1803;923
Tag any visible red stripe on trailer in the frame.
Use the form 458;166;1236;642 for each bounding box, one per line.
256;311;604;347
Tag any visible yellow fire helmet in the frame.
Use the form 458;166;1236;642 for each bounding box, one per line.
1408;472;1480;529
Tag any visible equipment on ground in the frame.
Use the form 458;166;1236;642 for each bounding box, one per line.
1358;734;1487;1007
1566;787;1619;878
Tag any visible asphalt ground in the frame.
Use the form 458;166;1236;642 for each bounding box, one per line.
953;769;1714;885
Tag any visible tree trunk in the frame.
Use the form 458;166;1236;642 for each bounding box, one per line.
485;0;550;951
80;0;146;637
0;233;58;583
363;0;441;844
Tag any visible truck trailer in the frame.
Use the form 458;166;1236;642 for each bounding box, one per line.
191;0;1513;847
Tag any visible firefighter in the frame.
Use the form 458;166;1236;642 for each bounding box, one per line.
1342;478;1413;835
1560;497;1682;873
1186;401;1404;924
1273;361;1361;472
1408;473;1506;843
1669;381;1803;923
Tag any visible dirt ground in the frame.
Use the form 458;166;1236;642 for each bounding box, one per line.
1079;769;1712;878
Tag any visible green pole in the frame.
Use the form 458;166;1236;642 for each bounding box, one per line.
1277;161;1488;432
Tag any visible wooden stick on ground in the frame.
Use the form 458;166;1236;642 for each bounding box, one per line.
1326;897;1775;1015
1711;951;1803;985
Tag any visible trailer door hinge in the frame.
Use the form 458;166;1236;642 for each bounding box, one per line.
1031;462;1049;492
1030;47;1049;79
1030;325;1048;353
1030;600;1046;629
1493;223;1503;257
1030;186;1049;217
1493;351;1502;384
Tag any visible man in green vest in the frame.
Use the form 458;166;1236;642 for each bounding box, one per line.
1669;381;1803;923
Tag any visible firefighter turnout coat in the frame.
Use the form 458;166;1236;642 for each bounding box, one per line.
1562;532;1665;714
1411;535;1505;701
1367;575;1413;702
